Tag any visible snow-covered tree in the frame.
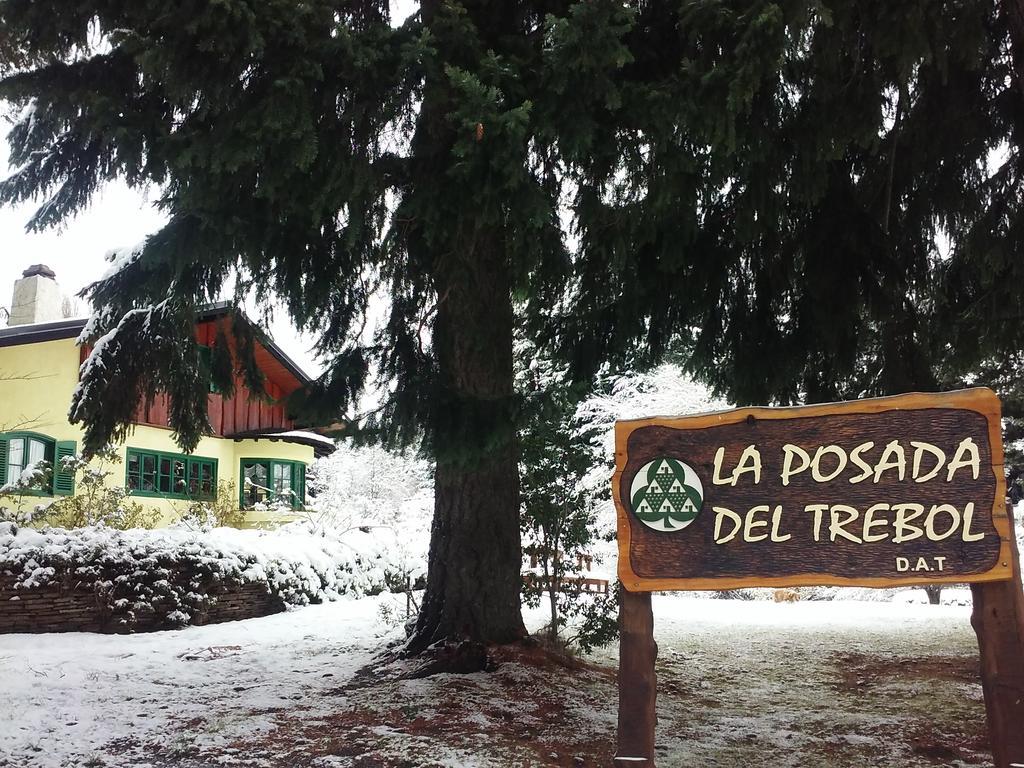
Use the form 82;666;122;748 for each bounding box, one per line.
304;443;433;587
573;363;728;537
6;0;1022;658
579;363;726;439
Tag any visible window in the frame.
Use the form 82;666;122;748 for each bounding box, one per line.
198;345;221;394
242;461;269;508
272;463;292;497
0;433;75;496
126;449;217;500
239;459;306;510
189;459;216;498
6;435;50;491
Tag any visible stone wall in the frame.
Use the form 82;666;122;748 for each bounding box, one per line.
0;574;285;634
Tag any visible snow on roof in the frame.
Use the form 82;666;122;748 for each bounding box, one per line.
274;430;338;448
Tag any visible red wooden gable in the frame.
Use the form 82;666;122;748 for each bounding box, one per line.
80;317;306;438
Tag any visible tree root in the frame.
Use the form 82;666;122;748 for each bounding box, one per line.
400;640;495;679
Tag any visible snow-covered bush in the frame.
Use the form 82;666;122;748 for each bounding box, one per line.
304;443;433;587
0;523;394;630
0;459;53;525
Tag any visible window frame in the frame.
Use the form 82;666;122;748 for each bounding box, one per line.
126;448;218;501
198;344;222;394
0;431;57;495
238;458;306;510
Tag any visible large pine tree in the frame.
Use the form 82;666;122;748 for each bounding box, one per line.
2;1;1020;653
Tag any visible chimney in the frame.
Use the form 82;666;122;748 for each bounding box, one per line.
8;264;64;326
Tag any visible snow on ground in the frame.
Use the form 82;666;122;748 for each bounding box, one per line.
0;595;403;768
589;594;989;768
0;592;989;768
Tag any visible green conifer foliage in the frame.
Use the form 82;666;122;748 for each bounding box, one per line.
518;340;615;651
2;0;1020;650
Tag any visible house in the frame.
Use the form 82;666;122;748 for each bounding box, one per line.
0;264;335;526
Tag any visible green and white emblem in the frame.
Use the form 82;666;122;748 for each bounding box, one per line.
629;457;704;532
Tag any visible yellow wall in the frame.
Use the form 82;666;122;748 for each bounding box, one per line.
0;336;315;527
0;337;82;441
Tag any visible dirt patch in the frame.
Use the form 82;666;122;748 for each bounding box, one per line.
140;644;994;767
830;651;980;693
221;645;619;767
904;720;991;765
822;651;990;766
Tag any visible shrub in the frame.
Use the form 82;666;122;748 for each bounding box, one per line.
0;523;393;631
0;447;158;529
41;448;158;530
174;480;246;531
0;460;53;525
519;341;618;653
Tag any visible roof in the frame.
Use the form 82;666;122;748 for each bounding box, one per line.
0;317;88;347
229;429;337;458
0;303;313;386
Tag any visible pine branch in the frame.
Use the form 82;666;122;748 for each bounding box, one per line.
1002;0;1024;102
415;286;451;358
882;82;906;237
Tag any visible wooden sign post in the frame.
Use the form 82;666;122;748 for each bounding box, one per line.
612;389;1024;767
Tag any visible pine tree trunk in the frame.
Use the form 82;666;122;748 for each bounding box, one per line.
403;204;526;655
407;432;526;653
402;0;527;658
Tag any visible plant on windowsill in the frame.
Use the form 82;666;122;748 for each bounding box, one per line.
174;480;245;531
241;477;301;517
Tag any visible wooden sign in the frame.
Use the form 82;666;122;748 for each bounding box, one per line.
615;388;1013;591
614;388;1024;768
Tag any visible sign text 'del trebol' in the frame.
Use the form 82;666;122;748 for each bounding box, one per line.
615;389;1013;590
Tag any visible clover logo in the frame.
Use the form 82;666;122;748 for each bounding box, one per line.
629;457;704;532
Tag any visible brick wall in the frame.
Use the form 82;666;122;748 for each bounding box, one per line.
0;573;285;634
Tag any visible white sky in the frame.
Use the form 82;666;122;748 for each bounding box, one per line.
0;115;325;377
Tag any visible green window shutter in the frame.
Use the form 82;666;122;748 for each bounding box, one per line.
0;437;8;487
239;463;246;508
53;441;77;496
296;463;306;509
